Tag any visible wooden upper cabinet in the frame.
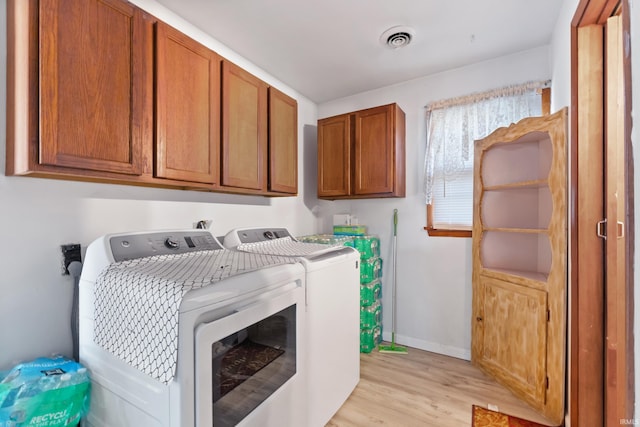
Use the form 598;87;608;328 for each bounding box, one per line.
221;61;268;191
317;114;351;197
354;104;397;195
268;87;298;194
317;103;405;199
38;0;151;175
155;22;220;184
7;0;297;197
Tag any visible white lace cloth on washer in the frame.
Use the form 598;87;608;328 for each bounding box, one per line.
93;249;295;384
236;236;344;257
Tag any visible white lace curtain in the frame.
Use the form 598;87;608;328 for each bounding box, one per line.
423;81;547;204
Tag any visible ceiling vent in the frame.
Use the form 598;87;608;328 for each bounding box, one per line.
380;26;415;49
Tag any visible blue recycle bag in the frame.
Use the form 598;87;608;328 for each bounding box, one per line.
0;356;90;427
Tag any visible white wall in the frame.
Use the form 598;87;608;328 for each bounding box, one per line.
550;0;578;112
316;46;552;359
0;1;321;370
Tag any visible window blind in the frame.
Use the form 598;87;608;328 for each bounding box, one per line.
431;169;473;229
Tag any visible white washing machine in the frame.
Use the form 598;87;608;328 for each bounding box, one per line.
79;229;308;427
223;227;360;427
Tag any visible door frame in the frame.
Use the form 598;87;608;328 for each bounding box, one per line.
570;0;634;424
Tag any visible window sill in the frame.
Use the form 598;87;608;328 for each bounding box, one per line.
423;227;472;238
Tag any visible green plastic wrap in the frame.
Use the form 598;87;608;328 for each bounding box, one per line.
360;279;382;307
360;300;381;329
360;257;382;284
345;236;380;260
360;325;381;353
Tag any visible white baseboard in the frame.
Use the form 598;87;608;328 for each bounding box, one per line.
381;332;471;361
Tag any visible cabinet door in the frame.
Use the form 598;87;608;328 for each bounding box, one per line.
39;0;150;175
354;105;394;195
268;87;298;194
317;114;351;197
474;276;548;406
221;61;268;190
155;22;220;184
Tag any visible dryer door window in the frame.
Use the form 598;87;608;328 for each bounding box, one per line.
194;287;300;427
212;305;296;425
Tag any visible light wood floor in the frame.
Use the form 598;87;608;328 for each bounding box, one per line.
327;345;556;427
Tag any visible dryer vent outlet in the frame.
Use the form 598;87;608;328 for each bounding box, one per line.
61;243;82;275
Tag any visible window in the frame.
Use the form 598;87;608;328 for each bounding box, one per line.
423;83;549;237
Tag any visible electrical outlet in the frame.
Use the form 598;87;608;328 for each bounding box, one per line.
61;244;82;275
193;220;212;229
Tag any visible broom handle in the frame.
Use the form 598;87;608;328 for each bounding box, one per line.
392;209;398;341
394;208;398;236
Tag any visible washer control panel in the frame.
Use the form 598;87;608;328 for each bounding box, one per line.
223;227;292;248
109;230;222;262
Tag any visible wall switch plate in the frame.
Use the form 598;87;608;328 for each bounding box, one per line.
61;244;81;275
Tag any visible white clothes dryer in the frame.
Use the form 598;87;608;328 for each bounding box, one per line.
79;229;307;427
223;227;360;427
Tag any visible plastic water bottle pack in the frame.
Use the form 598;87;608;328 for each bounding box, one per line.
0;355;90;427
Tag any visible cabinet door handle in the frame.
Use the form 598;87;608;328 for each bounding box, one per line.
596;219;625;239
476;316;483;322
596;219;607;240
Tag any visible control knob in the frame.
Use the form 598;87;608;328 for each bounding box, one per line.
164;237;180;249
263;230;275;240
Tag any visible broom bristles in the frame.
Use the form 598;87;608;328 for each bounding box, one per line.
378;342;408;354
